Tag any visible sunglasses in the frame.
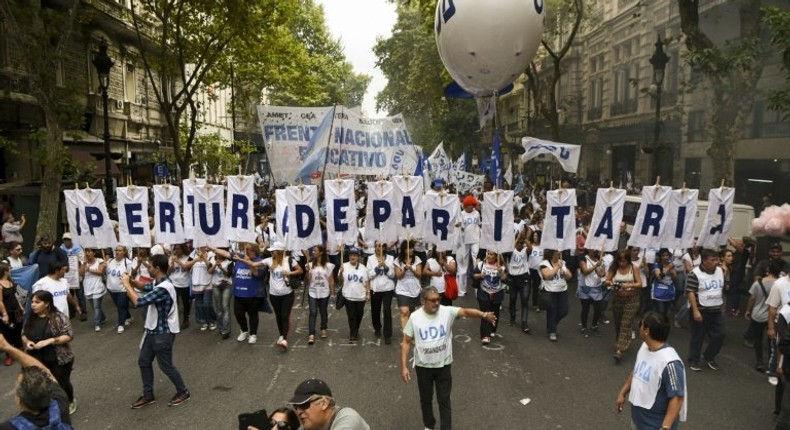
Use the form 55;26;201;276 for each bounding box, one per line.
294;396;322;411
270;420;292;430
424;297;441;304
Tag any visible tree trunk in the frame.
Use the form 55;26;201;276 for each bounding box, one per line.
35;112;65;241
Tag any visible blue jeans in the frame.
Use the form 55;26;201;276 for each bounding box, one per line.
110;291;131;327
90;296;106;326
688;309;725;363
194;290;216;325
212;283;232;334
138;333;187;399
308;296;329;336
545;290;569;334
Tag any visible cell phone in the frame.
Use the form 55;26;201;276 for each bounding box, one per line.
238;408;268;430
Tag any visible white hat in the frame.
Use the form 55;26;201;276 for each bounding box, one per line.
150;244;165;256
269;241;285;252
62;232;72;240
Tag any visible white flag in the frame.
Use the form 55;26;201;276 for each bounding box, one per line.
480;190;515;254
627;186;672;249
392;175;425;240
325;179;358;250
586;188;627;252
182;178;206;238
428;142;452;182
542;189;577;251
63;189;118;249
476;96;495;129
697;187;735;248
285;185;322;251
153;185;185;245
422;191;460;252
192;184;227;248
521;138;581;174
662;189;699;250
365;180;398;245
504;162;513;188
225;176;257;243
275;189;288;242
116;186;151;248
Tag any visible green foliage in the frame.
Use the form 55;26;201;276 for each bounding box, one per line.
190;132;248;179
764;5;790;120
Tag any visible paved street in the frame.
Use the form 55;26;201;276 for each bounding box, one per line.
0;291;777;429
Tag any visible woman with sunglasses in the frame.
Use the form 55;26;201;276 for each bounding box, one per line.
472;249;508;345
606;248;644;364
267;407;299;430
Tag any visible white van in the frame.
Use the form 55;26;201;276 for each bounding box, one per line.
622;195;755;240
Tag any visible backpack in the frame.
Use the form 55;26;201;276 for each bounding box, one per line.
9;399;72;429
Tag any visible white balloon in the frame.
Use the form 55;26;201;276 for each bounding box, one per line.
435;0;545;96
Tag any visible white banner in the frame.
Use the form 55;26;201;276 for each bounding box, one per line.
225;176;257;243
392;176;425;240
480;190;515;254
259;105;417;182
453;172;484;193
182;178;206;238
285;185;322;251
192;184;227;248
663;189;699;250
153;185;185;245
627;186;672;249
275;189;288;242
422;191;460;252
697;187;735;248
521;138;582;174
542;189;577;251
116;186;152;248
63;189;118;249
586;188;627;252
365;180;398;245
324;179;358;250
428;142;452;182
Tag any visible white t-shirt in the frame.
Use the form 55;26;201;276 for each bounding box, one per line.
766;276;790;310
308;262;335;299
460;210;480;245
341;262;368;301
189;251;214;292
366;255;395;293
106;258;132;293
405;306;461;367
32;276;70;315
508;248;529;276
749;278;775;323
395;257;423;298
169;255;191;289
263;257;298;296
539;260;568;292
426;256;456;293
83;258;106;298
528;246;543;270
211;259;232;287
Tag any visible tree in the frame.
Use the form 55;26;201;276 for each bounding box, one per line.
764;6;790;120
677;0;765;187
525;0;585;142
374;1;478;155
0;0;86;240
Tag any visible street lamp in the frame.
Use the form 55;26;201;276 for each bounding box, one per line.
649;33;670;182
92;38;114;208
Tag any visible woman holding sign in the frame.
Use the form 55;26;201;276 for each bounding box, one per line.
606;249;644;364
539;249;572;342
305;245;335;344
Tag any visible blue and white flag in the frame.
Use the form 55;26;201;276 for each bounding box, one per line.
454;154;466;173
428;142;451;182
514;175;525;194
296;106;336;184
489;132;502;187
521;137;581;174
697;187;735;248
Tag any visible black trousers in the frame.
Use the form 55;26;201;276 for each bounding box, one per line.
370;290;393;339
416;364;452;430
270;292;294;340
233;296;261;335
344;300;365;339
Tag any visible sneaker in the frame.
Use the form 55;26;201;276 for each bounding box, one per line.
320;329;328;339
308;335;315;345
707;360;720;371
373;329;381;337
167;390;190;407
248;334;258;344
481;337;491;345
181;320;190;329
581;328;589;338
522;325;532;334
756;363;767;373
673;320;682;329
124;317;133;327
491;332;502;338
221;332;230;340
237;331;249;342
209;323;217;331
79;314;87;322
69;399;77;415
602;318;611;325
200;324;208;331
743;339;755;348
384;337;392;345
95;326;101;332
277;339;288;351
549;333;558;342
770;376;780;386
130;396;156;409
688;362;702;371
117;326;125;334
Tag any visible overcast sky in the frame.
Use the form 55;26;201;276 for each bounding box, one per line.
315;0;397;117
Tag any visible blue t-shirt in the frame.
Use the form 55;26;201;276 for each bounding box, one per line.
630;348;685;430
233;258;262;298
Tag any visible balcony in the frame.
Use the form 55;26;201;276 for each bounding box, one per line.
587;107;602;121
610;99;638;117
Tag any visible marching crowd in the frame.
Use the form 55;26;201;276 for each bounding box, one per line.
0;179;787;430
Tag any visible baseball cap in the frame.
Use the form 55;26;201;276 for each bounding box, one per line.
269;241;285;252
770;242;783;251
289;378;333;405
348;246;361;254
62;232;72;240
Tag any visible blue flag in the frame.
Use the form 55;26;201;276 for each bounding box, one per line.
414;148;424;176
480;153;488;175
489;132;502;187
514;175;525;194
296;106;336;184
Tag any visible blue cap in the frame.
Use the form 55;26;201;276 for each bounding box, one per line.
348;246;361;254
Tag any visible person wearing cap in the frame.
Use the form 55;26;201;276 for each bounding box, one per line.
258;241;302;350
60;233;86;322
457;194;481;298
755;242;789;282
401;286;498;430
288;378;369;430
339;247;370;344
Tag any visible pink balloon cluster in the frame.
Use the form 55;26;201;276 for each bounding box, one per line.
752;204;790;237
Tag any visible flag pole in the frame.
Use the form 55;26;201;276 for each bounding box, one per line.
319;105;337;190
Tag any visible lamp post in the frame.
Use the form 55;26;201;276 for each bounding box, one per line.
92;39;114;208
649;34;670;182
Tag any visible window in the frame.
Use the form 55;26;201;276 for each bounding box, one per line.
687;110;705;142
88;48;99;94
124;63;136;102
